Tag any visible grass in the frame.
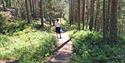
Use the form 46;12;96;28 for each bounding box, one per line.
69;30;125;63
1;12;125;63
0;27;56;63
0;13;56;63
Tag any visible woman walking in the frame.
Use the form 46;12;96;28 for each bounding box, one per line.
55;19;61;39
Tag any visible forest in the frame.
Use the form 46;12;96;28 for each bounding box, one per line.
0;0;125;63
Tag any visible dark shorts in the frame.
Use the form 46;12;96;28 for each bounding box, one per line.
55;27;61;33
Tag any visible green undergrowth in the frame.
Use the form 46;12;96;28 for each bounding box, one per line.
0;27;56;63
0;12;29;34
0;13;56;63
69;30;125;63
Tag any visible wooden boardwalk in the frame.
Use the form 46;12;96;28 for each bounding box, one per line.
47;33;73;63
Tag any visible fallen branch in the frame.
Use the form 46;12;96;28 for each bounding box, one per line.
53;38;71;53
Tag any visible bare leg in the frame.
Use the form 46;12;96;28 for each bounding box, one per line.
56;33;58;39
56;33;61;39
59;33;61;39
56;33;60;39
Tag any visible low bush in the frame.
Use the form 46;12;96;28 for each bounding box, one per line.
0;12;28;34
0;27;56;63
70;31;125;63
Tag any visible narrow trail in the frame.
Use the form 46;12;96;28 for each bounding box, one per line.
47;32;73;63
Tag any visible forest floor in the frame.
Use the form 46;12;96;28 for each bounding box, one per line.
0;60;19;63
47;32;73;63
0;32;73;63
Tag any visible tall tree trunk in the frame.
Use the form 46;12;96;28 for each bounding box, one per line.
103;0;107;40
33;0;37;18
2;0;6;10
69;0;73;25
95;0;100;31
25;0;32;23
110;0;118;42
82;0;85;30
8;0;11;7
89;0;95;31
107;0;111;32
77;0;81;30
85;0;90;30
40;0;44;27
29;0;33;17
4;0;11;8
73;0;76;23
103;0;111;39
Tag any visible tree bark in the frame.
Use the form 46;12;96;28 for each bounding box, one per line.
89;0;95;31
82;0;85;30
77;0;81;30
25;0;32;23
103;0;108;40
110;0;118;42
69;0;73;25
2;0;6;10
95;0;100;31
85;0;90;30
40;0;44;27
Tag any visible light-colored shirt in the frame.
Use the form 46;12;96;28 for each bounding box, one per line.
55;21;61;27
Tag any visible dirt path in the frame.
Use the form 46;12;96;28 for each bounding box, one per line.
0;60;5;63
47;33;73;63
0;60;19;63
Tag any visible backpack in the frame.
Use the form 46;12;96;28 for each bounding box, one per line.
60;27;64;33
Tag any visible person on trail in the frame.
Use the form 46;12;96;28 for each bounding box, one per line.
55;19;61;39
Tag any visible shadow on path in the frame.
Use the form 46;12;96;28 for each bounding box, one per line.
47;33;73;63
